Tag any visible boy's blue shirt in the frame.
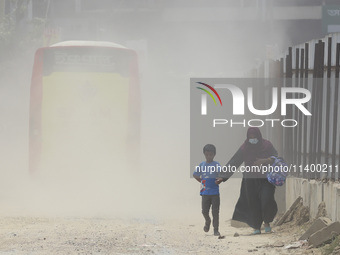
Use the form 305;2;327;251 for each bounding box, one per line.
193;160;220;196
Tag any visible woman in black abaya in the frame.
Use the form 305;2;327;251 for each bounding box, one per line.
216;127;278;234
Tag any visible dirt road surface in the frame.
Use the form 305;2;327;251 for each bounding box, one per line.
0;216;321;255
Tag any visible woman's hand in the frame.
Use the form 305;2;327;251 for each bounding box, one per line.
254;157;271;166
215;178;223;185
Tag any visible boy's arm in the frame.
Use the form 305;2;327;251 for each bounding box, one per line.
193;162;202;182
193;174;201;182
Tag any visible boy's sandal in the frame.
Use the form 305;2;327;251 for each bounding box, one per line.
252;229;261;235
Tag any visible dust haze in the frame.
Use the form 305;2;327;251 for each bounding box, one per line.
0;2;315;222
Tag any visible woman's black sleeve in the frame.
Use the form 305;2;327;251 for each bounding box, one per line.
271;143;278;157
219;147;244;181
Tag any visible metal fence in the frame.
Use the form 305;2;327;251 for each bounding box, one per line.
262;33;340;181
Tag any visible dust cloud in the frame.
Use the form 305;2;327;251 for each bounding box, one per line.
0;1;315;223
0;47;239;223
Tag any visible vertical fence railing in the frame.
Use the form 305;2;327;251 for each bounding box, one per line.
297;49;305;177
325;37;332;180
285;47;293;165
334;43;340;180
303;43;309;179
268;35;340;181
293;48;299;170
317;40;324;180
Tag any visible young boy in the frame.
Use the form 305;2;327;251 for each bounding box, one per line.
193;144;221;236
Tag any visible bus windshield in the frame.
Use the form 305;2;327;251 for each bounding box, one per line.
29;42;140;175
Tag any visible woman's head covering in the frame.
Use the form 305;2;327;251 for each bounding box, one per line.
241;127;273;166
246;127;262;141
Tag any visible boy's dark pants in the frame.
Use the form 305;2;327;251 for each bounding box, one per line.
202;195;220;230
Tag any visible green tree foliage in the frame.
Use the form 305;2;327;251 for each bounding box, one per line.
0;0;46;60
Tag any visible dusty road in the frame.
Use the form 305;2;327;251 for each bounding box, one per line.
0;216;321;255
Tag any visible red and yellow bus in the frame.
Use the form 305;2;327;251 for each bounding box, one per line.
29;41;140;175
